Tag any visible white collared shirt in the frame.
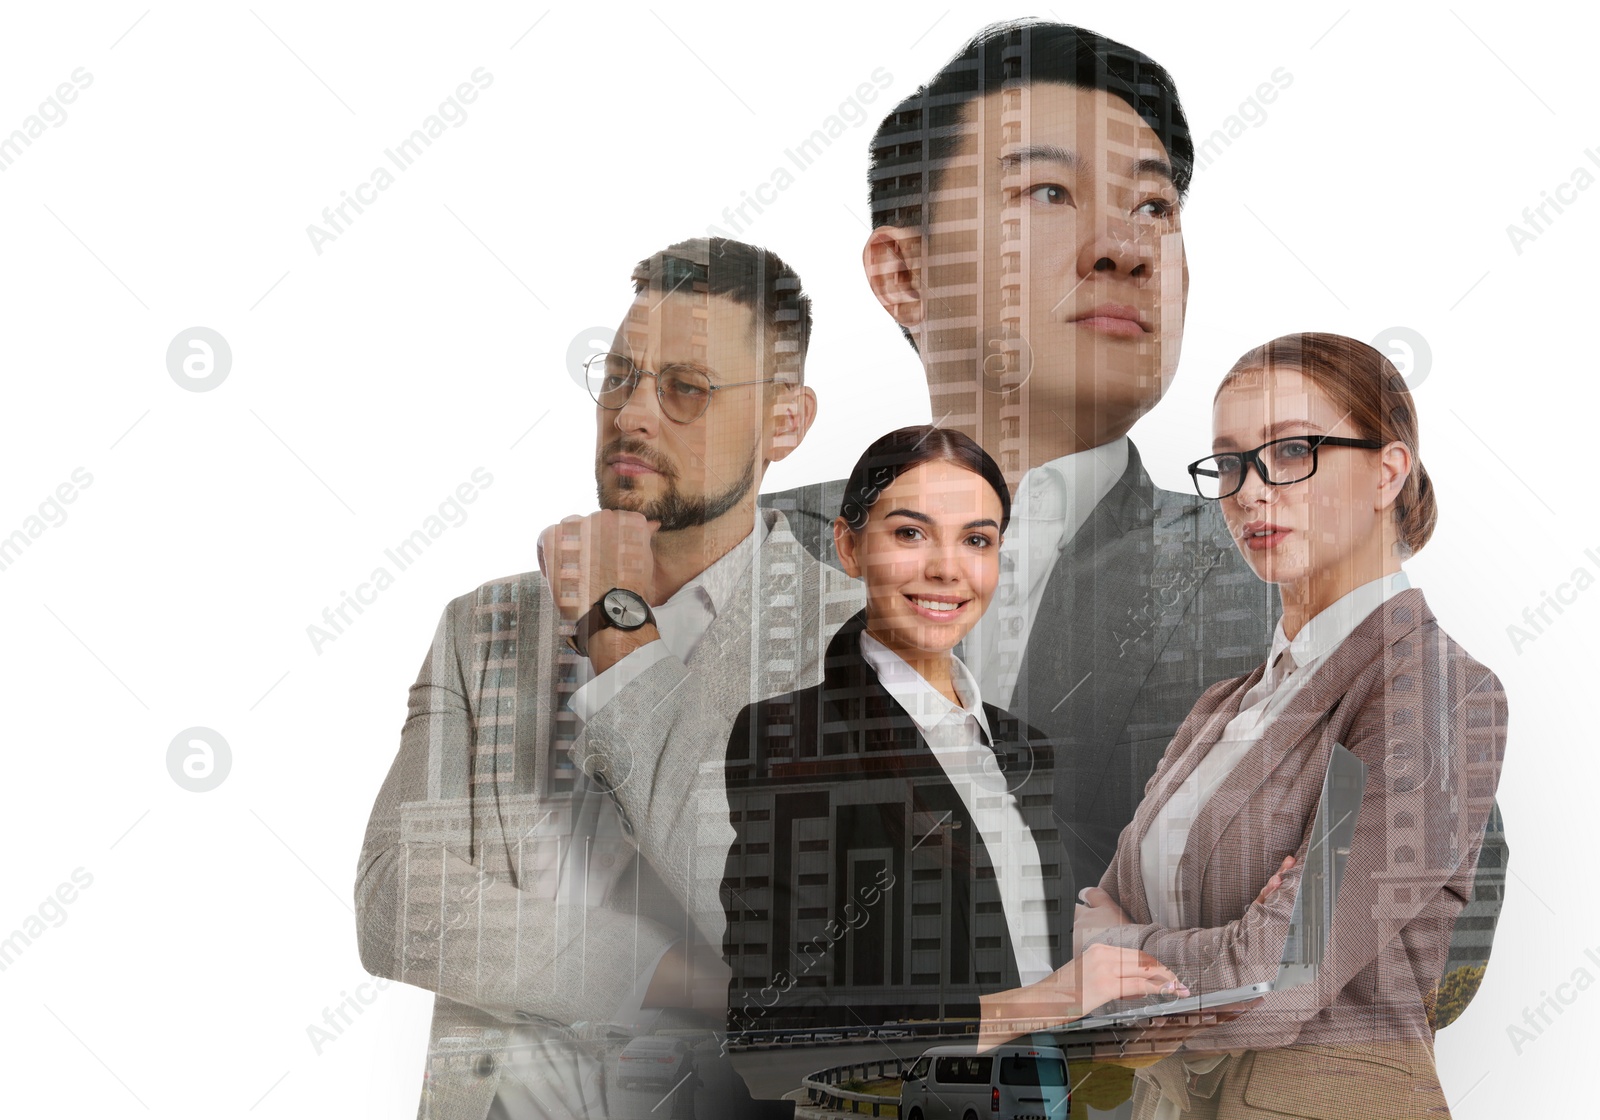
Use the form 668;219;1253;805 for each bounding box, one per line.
860;633;1054;985
567;515;768;722
550;515;767;1037
967;438;1130;709
1140;571;1412;927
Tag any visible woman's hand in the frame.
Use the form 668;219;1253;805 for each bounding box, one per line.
1077;943;1188;1017
1073;886;1132;949
977;944;1186;1050
1254;855;1295;907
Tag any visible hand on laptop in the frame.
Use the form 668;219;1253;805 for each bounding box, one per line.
978;945;1187;1051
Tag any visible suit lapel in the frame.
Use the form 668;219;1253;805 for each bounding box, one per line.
1024;445;1234;876
1177;589;1432;911
1114;674;1261;925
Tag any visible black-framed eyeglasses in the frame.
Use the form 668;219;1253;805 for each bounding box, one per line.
582;352;778;424
1187;435;1385;500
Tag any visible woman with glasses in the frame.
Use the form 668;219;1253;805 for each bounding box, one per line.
1017;333;1506;1118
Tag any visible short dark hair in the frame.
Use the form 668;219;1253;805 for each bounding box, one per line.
631;237;812;383
867;20;1194;229
839;425;1012;534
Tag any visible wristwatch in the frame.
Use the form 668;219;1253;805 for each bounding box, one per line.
567;587;655;657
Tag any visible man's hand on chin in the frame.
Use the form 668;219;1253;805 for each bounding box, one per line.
537;509;663;670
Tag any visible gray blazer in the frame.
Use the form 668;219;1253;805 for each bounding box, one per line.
355;508;862;1120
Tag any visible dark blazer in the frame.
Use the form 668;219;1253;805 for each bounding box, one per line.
1089;589;1508;1119
719;612;1063;1036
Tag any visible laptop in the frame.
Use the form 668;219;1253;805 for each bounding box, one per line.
1056;742;1367;1031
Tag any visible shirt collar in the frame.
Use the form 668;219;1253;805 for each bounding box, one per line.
1268;570;1413;669
859;631;991;740
658;513;768;616
1018;437;1130;521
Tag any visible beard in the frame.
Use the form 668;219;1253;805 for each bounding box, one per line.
595;437;757;532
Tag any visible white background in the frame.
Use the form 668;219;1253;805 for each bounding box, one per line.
0;2;1594;1116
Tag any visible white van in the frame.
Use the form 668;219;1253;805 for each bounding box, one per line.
898;1043;1069;1120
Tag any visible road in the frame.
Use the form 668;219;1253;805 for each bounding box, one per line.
736;1038;926;1099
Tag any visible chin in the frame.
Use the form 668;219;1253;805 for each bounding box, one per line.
600;480;656;511
1247;553;1306;588
910;628;966;655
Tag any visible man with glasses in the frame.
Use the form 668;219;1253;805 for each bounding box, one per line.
357;238;860;1120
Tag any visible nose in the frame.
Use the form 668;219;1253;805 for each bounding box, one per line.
1075;208;1153;281
612;368;661;437
923;538;963;582
1232;456;1276;509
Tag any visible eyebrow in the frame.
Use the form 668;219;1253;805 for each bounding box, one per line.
657;359;718;378
1213;419;1327;451
999;147;1176;187
882;509;1001;532
1000;144;1079;171
1131;157;1177;185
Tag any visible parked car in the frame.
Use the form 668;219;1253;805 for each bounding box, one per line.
899;1043;1069;1120
615;1035;695;1091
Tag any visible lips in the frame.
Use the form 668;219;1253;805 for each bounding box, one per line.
599;439;673;480
905;593;970;620
1067;302;1150;338
607;454;660;477
1240;521;1291;552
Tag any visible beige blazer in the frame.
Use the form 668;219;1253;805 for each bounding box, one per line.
1090;588;1507;1118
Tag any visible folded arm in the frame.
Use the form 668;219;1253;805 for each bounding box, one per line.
1090;653;1508;1051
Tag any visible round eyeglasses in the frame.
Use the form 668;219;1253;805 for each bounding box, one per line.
582;352;778;424
1187;435;1385;500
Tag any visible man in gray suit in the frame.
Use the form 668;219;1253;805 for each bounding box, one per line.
766;21;1276;962
357;238;860;1120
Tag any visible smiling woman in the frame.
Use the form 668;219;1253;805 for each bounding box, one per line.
719;426;1180;1086
832;426;1011;702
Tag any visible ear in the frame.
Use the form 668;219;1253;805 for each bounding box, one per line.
863;225;925;330
833;516;863;579
765;384;817;463
1376;440;1412;511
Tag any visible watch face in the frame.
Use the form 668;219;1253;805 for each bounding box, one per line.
602;589;651;629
